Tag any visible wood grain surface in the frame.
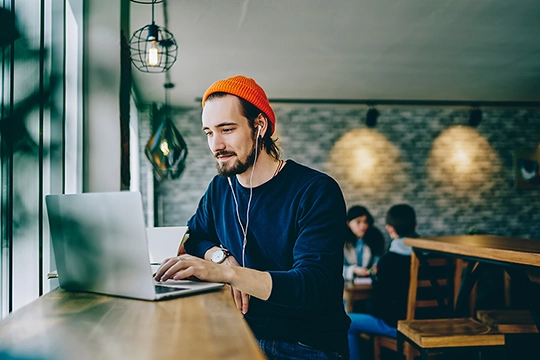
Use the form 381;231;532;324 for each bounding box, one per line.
398;318;505;348
0;287;265;360
404;235;540;267
476;309;538;334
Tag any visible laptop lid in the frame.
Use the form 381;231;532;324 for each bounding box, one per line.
46;191;223;301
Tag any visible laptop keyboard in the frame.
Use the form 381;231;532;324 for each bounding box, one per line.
155;284;188;294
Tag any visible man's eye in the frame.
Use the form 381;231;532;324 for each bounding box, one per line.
223;128;233;133
204;131;213;137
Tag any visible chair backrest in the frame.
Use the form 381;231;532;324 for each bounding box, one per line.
146;226;188;262
371;251;454;360
406;251;455;320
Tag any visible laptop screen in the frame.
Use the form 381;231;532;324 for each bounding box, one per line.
46;191;159;300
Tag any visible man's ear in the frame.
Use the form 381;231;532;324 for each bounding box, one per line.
256;114;269;137
386;224;397;239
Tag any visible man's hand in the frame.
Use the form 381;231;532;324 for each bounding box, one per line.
154;254;231;284
223;256;250;314
154;254;251;314
155;250;272;307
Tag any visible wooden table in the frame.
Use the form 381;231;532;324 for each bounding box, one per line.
0;287;265;360
404;235;540;332
343;280;373;313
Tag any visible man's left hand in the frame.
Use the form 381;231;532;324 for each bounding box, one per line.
223;256;250;314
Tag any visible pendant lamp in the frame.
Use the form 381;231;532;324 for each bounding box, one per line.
129;0;177;73
145;83;188;180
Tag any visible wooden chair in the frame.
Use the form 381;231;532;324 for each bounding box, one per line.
473;269;540;357
475;268;539;333
476;309;537;334
475;309;538;359
371;253;456;360
396;252;505;360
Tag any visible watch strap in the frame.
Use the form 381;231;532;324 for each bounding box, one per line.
220;245;231;257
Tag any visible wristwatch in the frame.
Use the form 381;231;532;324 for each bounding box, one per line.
210;246;231;264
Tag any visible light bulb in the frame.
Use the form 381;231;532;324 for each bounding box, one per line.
160;140;170;156
147;40;160;66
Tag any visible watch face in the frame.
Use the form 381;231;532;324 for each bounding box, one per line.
211;249;225;263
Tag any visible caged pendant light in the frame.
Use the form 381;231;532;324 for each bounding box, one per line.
129;0;177;73
145;83;188;180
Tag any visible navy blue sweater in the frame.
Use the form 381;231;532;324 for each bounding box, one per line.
185;160;351;355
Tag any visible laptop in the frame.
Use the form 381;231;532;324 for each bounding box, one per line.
45;191;224;301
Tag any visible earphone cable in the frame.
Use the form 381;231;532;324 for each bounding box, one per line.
228;128;260;267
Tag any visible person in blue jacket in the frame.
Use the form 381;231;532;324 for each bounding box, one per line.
155;75;351;360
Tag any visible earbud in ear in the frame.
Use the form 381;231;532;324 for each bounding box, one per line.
257;125;262;137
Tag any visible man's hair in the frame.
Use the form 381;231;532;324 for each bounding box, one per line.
385;204;416;237
206;92;281;160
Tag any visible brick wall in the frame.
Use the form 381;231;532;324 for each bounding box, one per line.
138;105;540;242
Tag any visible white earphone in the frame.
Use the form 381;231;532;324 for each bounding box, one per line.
257;125;262;137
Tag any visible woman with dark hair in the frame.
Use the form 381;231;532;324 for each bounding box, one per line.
343;206;385;281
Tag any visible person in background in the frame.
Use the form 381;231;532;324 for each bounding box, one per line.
343;206;385;282
347;204;418;360
154;75;351;359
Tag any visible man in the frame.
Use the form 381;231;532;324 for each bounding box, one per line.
155;75;351;359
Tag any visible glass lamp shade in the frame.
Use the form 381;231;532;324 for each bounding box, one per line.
129;23;178;73
145;117;188;180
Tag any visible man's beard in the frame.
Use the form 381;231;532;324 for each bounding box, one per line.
215;139;258;178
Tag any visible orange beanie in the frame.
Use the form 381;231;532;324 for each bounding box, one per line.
202;75;276;135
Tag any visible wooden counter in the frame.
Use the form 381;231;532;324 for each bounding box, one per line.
0;287;265;360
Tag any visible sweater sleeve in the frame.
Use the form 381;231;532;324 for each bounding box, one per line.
266;176;348;311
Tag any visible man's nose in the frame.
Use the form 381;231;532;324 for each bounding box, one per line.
209;133;225;153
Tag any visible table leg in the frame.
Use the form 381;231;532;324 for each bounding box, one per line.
454;261;486;317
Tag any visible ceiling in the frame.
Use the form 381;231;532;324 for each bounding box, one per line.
129;0;540;109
